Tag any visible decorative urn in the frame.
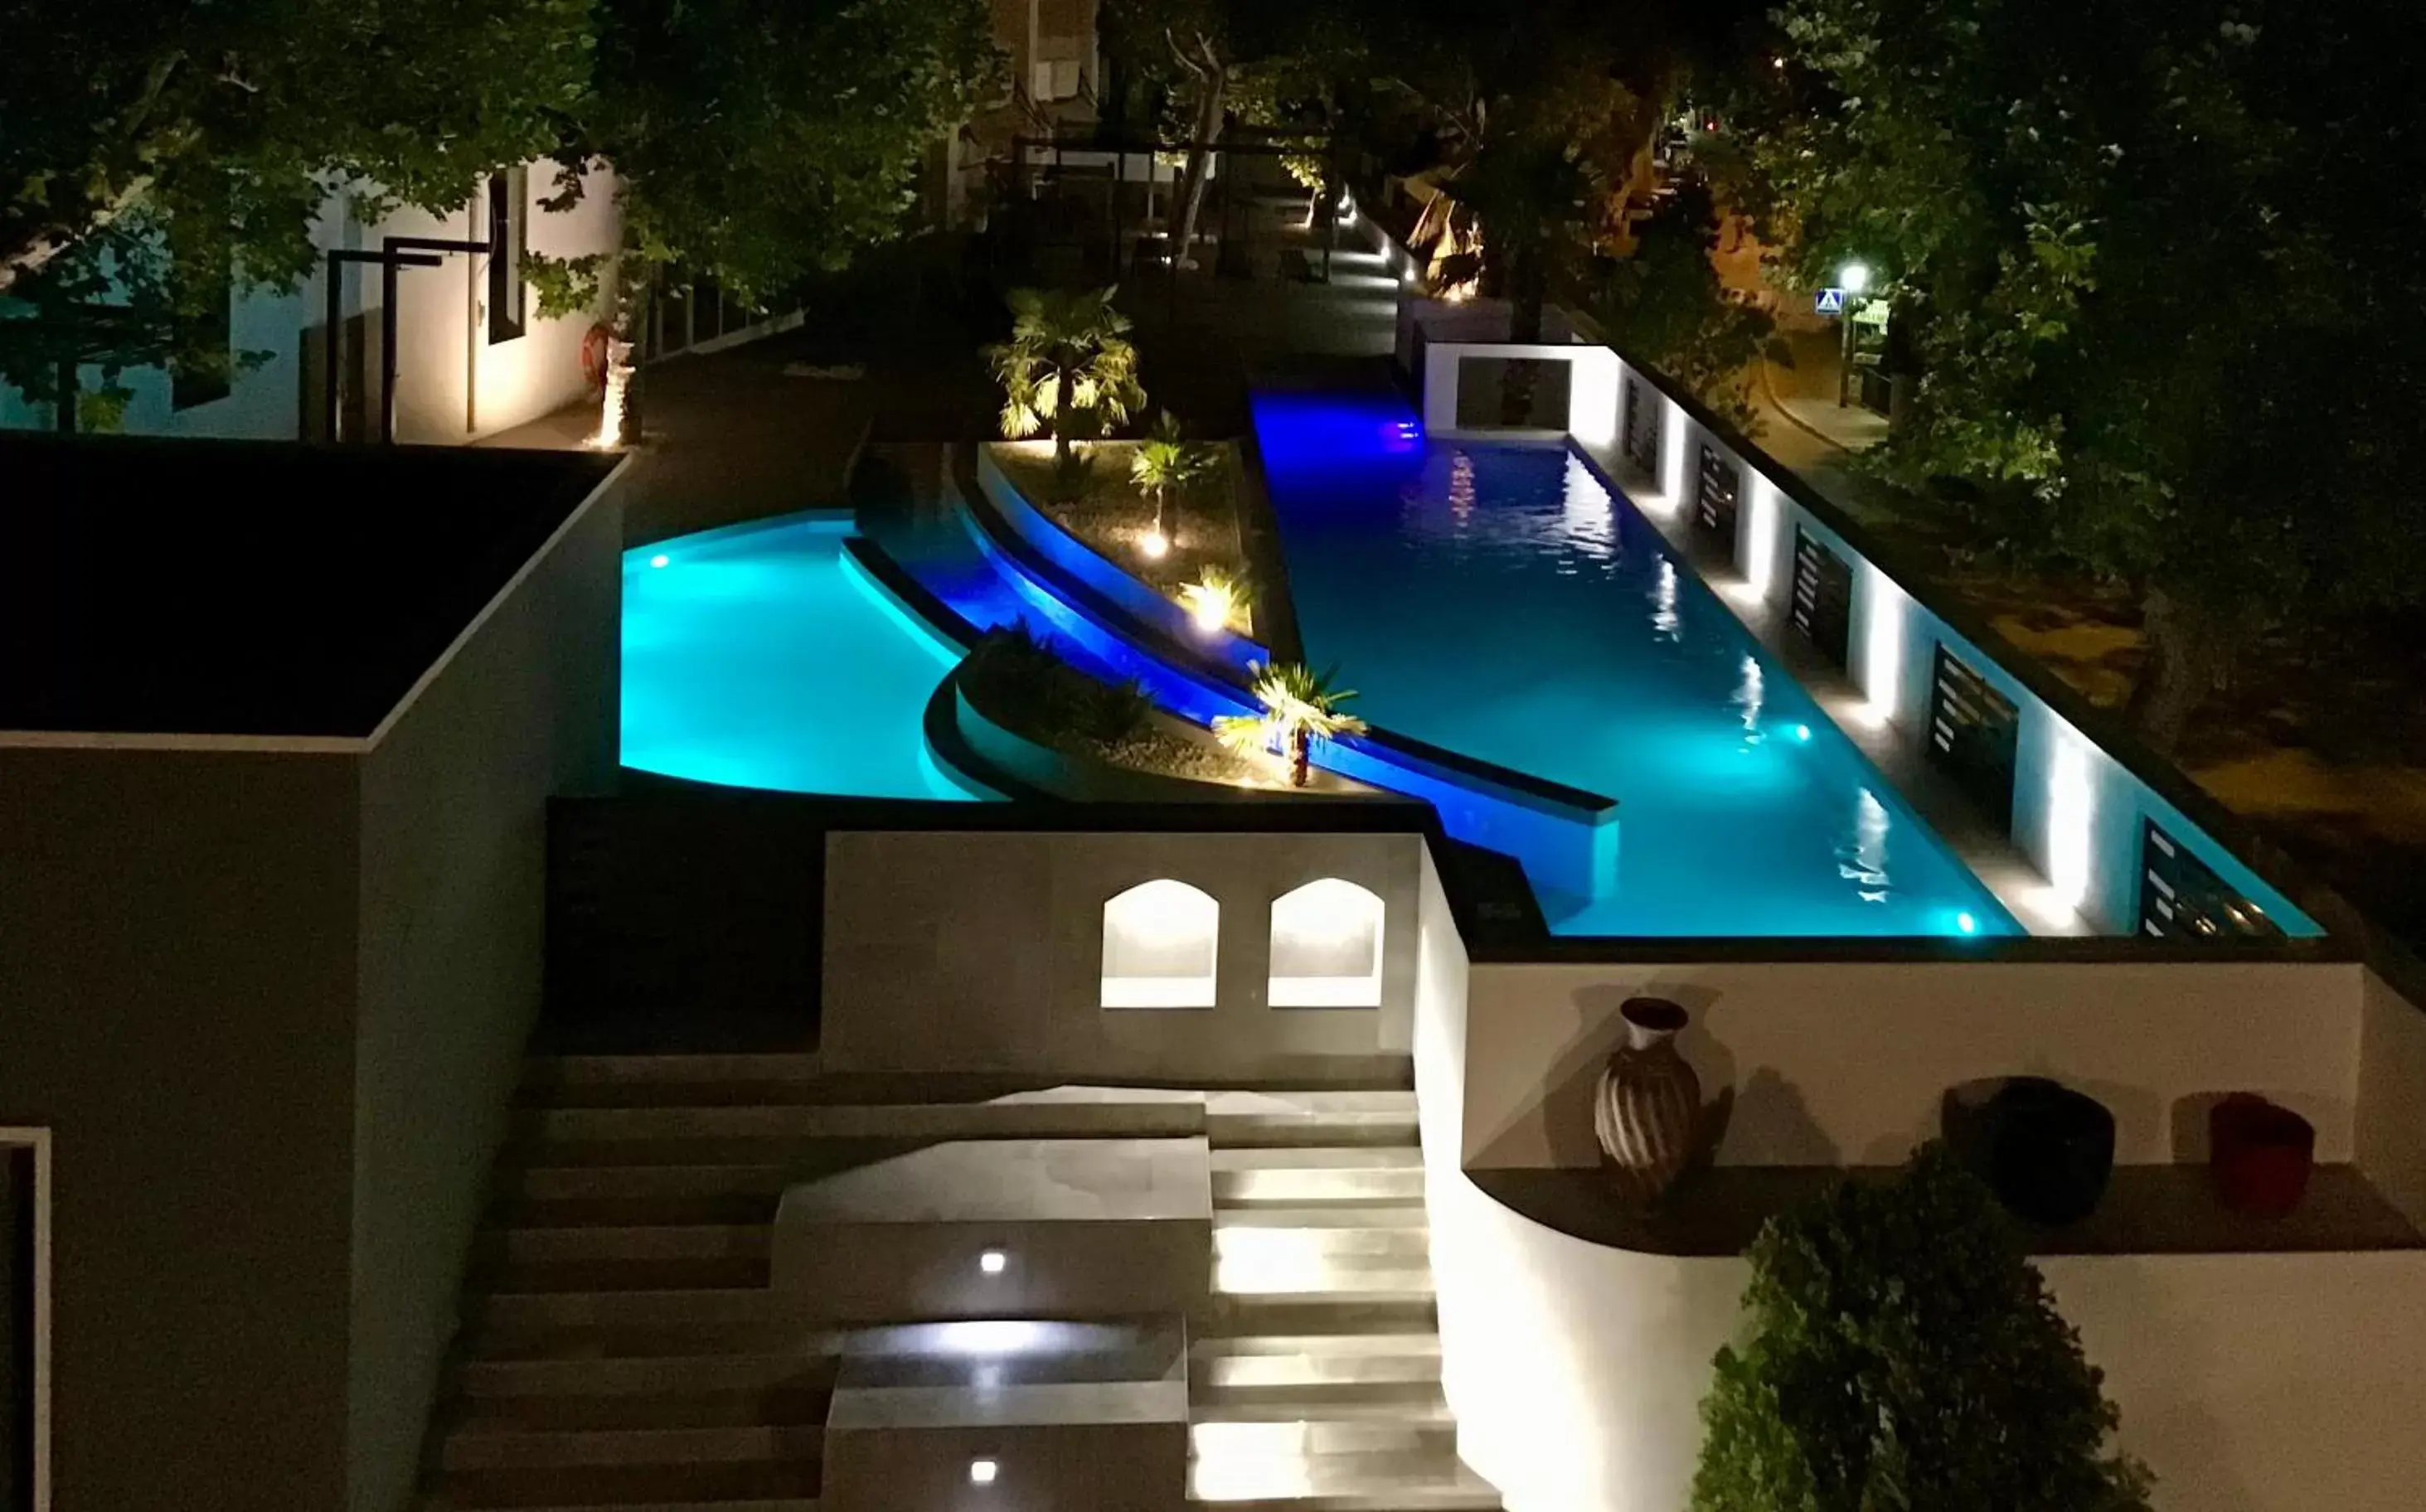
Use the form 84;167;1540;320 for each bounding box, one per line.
1592;996;1701;1207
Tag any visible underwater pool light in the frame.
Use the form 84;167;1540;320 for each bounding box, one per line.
648;554;670;569
1793;723;1811;742
1956;911;1979;935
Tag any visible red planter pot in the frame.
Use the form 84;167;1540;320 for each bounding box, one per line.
2209;1094;2316;1219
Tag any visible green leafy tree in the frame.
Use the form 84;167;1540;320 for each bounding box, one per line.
0;0;592;415
1581;177;1776;433
1694;1143;2153;1512
1215;661;1366;788
526;0;1001;441
987;286;1147;467
1748;0;2426;749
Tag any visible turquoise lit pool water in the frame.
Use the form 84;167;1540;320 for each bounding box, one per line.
1254;390;2015;937
620;517;989;799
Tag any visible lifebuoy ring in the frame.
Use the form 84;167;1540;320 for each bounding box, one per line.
580;323;613;389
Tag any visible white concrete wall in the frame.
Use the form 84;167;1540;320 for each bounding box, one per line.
2;162;619;443
2045;1251;2426;1512
820;831;1424;1079
1460;960;2369;1171
1409;321;2321;941
1405;898;2426;1512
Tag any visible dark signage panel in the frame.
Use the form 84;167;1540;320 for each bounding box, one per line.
1695;444;1740;553
2138;820;2283;940
1790;526;1853;671
1623;378;1660;480
1926;644;2019;830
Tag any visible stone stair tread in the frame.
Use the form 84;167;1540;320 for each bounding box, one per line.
1211;1277;1437;1305
1192;1396;1453;1424
1210;1147;1423;1170
1189;1451;1499;1509
503;1166;794;1198
430;1501;817;1512
473;1288;773;1329
519;1099;1205;1143
484;1224;773;1261
442;1423;822;1471
1193;1333;1441;1359
1214;1206;1429;1231
457;1352;837;1397
1206;1091;1418;1114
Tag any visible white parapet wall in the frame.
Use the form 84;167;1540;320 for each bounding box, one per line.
1400;834;2426;1512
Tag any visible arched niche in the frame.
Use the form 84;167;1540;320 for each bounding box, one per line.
1100;879;1220;1008
1268;878;1385;1008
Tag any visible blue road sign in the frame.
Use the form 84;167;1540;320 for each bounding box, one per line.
1814;288;1846;315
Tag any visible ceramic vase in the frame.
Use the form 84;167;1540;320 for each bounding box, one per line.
1593;996;1701;1207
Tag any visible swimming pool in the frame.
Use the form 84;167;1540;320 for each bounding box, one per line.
1254;390;2014;937
621;516;990;800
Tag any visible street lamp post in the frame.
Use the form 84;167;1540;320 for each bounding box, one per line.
1836;261;1870;409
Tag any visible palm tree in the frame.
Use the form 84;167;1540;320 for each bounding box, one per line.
1214;662;1368;788
986;287;1147;468
1130;412;1214;548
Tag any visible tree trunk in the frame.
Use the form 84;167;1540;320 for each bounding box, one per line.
2126;585;2238;755
1498;248;1549;426
1289;726;1312;788
1053;363;1077;467
1170;49;1227;270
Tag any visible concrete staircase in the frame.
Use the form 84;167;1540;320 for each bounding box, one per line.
422;1054;832;1512
1190;1093;1499;1511
420;1064;1493;1512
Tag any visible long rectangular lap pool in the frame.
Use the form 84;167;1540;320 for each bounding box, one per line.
1254;390;2014;937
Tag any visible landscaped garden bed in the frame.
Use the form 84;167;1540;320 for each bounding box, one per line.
990;439;1257;638
954;626;1278;792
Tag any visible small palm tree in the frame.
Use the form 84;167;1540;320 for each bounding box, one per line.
1214;662;1368;788
1130;412;1214;547
987;287;1147;467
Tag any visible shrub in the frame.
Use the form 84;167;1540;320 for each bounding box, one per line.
960;626;1151;747
1691;1142;2153;1512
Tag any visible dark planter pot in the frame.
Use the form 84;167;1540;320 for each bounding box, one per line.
1947;1077;2116;1227
2209;1094;2316;1219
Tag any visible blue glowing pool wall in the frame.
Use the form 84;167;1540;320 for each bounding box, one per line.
1415;332;2321;938
943;464;1621;899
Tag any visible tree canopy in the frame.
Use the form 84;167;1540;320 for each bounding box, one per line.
1742;0;2426;744
536;0;1002;313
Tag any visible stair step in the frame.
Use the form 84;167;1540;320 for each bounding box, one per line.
430;1502;818;1512
516;1098;1203;1150
1189;1447;1496;1510
443;1424;822;1471
1214;1262;1434;1301
1200;1294;1439;1340
1193;1391;1451;1422
1190;1418;1457;1461
1210;1148;1425;1206
1210;1117;1417;1149
458;1353;834;1398
1214;1206;1428;1232
1194;1337;1441;1393
434;1461;818;1509
483;1225;773;1263
463;1322;782;1363
471;1288;772;1331
493;1165;791;1228
444;1385;830;1433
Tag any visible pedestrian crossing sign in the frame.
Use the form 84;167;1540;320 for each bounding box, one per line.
1814;287;1846;314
